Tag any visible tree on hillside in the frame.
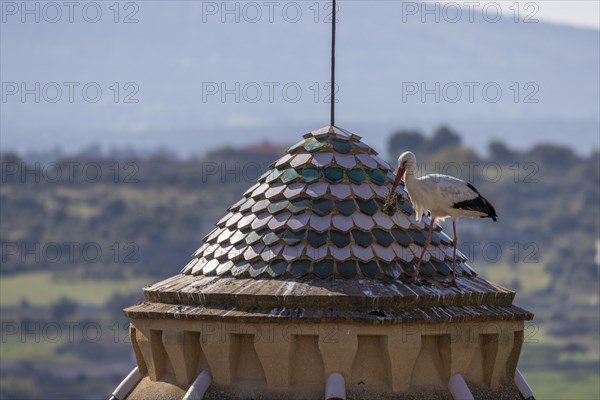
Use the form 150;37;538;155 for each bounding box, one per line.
489;140;517;164
50;297;78;321
388;130;426;160
388;126;462;161
428;125;461;154
527;144;578;169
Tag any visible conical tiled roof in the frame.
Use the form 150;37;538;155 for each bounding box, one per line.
181;126;475;280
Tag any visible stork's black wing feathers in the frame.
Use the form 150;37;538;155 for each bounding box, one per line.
452;182;498;221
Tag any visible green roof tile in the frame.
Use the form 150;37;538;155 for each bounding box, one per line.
312;198;333;216
356;199;378;216
324;167;344;183
301;167;321;183
335;199;356;216
268;259;288;277
407;229;428;246
290;260;311;278
429;230;441;245
368;169;387;185
337;260;357;278
330;230;351;247
351;229;373;247
421;262;436;277
347;168;367;184
313;259;334;278
331;139;352;153
304;137;327;152
281;168;301;183
307;230;328;247
433;261;451;276
372;229;394;246
399;199;414;215
391;229;412;247
359;261;379;278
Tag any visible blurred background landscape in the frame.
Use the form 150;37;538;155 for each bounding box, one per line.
1;1;599;399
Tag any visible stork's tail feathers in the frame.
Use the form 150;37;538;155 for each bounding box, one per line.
481;197;497;221
453;183;498;221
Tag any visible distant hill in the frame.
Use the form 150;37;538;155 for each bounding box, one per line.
1;2;598;155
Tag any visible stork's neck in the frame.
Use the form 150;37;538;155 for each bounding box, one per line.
403;165;418;190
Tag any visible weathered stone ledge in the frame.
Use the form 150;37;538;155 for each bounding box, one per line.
124;301;533;324
141;275;516;312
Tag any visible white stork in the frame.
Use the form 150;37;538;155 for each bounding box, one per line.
391;151;497;286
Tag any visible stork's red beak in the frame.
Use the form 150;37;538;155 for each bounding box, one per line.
393;167;405;187
390;167;405;193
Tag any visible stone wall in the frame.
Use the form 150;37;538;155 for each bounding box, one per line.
129;318;524;397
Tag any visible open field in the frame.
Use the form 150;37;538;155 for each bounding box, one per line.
0;271;154;307
523;370;600;400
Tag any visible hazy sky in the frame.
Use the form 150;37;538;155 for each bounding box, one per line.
436;1;599;29
521;1;599;29
2;0;598;156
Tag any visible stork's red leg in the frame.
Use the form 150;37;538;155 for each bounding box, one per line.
442;220;459;288
405;218;435;284
452;220;457;283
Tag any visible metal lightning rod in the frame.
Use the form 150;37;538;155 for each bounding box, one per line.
330;0;336;126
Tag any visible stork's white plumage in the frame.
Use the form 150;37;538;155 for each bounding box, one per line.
391;151;497;286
